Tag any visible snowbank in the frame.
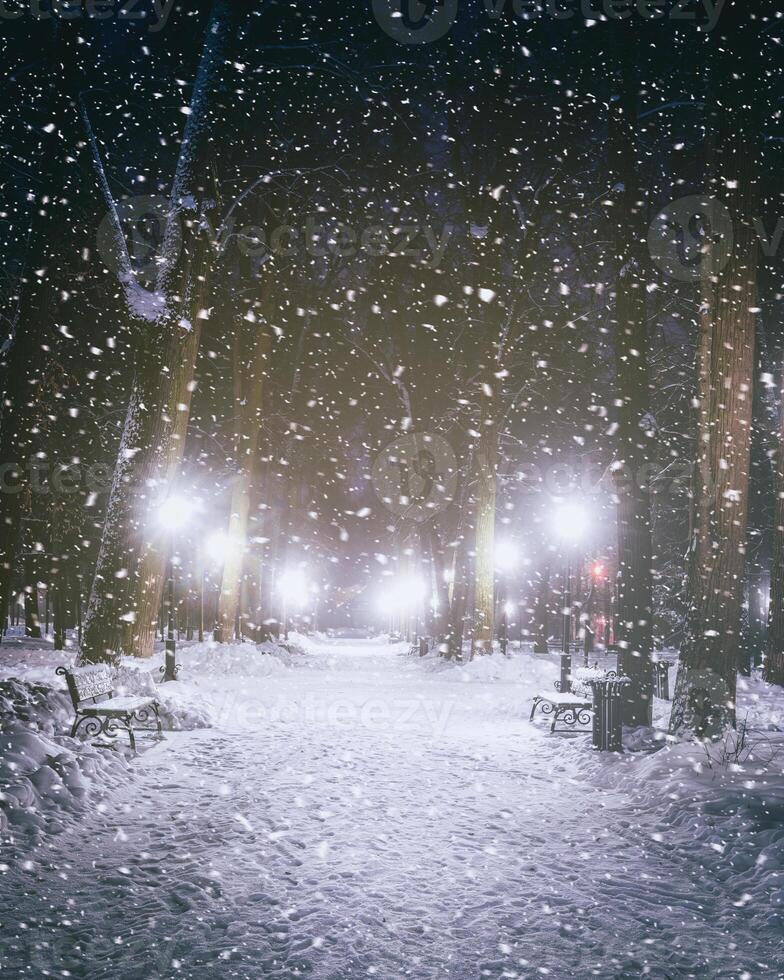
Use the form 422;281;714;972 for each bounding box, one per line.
4;629;784;936
0;676;127;843
420;642;557;694
410;642;784;920
0;636;296;848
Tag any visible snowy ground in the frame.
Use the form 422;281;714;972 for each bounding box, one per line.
1;634;783;978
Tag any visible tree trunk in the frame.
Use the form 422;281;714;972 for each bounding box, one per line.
122;268;211;659
0;26;82;641
471;422;497;656
79;0;243;663
217;319;273;641
685;57;720;620
421;522;449;644
447;538;468;660
444;451;472;659
670;29;760;735
608;32;654;726
24;585;41;639
765;375;784;685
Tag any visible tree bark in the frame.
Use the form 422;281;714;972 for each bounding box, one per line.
670;26;760;735
79;0;244;663
765;375;784;685
421;521;449;644
608;30;654;726
24;583;41;639
0;27;81;641
126;283;209;659
217;318;273;641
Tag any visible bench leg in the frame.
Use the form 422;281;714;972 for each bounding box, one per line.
152;701;164;740
132;703;165;742
551;705;593;734
71;714;102;740
122;714;137;753
529;697;542;722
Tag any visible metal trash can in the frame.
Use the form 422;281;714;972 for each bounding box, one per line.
590;678;629;752
651;660;673;700
419;636;430;657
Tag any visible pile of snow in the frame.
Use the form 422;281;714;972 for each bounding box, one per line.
177;639;300;678
0;676;127;844
419;643;558;696
0;636;296;847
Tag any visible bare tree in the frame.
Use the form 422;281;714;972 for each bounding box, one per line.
608;31;654;726
79;0;245;663
216;293;274;641
670;21;761;736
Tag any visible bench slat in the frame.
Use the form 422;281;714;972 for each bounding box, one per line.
69;666;113;704
80;695;157;714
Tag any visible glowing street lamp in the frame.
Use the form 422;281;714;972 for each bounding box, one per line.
277;566;309;639
376;574;426;640
495;539;519;573
205;530;229;566
552;501;590;543
157;494;195;681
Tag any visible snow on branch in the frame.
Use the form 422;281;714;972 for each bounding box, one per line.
79;98;164;324
156;0;239;303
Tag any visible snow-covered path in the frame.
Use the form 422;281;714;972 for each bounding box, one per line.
1;640;779;979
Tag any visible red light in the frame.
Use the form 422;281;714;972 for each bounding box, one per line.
591;563;604;578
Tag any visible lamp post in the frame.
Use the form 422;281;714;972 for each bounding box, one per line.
561;555;572;689
532;565;550;655
585;561;605;663
495;539;519;657
309;582;320;635
157;494;194;682
552;502;589;693
166;555;177;680
199;566;205;643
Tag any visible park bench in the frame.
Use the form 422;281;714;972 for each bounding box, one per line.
56;664;163;753
531;665;636;751
529;666;617;734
